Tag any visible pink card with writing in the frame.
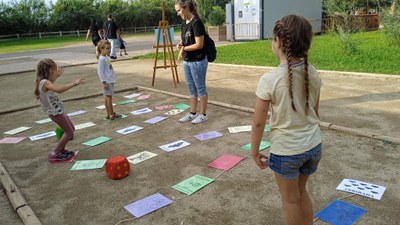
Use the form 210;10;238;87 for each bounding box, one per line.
154;105;173;110
0;137;25;144
137;94;151;100
208;154;244;171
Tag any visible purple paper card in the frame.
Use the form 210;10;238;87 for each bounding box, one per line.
124;193;173;218
0;137;26;144
208;154;244;171
194;131;223;141
144;116;168;124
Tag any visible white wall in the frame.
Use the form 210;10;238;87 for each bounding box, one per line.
233;0;261;40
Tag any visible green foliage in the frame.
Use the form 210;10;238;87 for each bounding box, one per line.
380;9;400;46
208;6;225;26
141;30;400;75
196;0;213;22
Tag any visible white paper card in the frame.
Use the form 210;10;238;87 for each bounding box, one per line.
116;125;143;135
67;110;87;117
96;104;115;109
159;140;191;152
127;151;158;164
228;125;252;133
75;122;96;130
124;93;141;99
336;178;386;200
4;126;31;135
131;108;152;115
35;118;52;124
29;131;56;141
164;109;184;116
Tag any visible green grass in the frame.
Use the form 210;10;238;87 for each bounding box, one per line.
2;30;399;75
139;30;400;75
0;36;87;53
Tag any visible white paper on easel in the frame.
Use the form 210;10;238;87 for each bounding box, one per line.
4;126;31;135
29;131;56;141
336;178;386;200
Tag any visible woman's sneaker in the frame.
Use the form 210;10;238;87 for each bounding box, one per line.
179;113;196;123
191;114;208;124
48;151;73;162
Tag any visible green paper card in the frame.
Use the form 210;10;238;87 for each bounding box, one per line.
70;159;107;170
172;175;214;195
241;140;271;151
117;100;137;105
264;124;270;132
82;136;112;147
173;103;191;110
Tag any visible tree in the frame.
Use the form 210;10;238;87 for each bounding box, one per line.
197;0;213;22
390;0;398;15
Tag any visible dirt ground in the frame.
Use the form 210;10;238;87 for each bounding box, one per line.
0;60;399;225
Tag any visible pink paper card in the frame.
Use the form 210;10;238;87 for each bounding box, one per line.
137;94;151;100
208;154;244;171
154;105;173;110
49;151;79;165
0;137;25;144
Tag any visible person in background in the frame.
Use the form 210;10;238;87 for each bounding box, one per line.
86;19;102;58
103;15;119;59
118;30;128;56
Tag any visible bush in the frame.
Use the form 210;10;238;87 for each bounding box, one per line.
380;9;400;46
208;6;225;26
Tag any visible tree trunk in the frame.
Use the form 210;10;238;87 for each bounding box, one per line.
390;0;398;15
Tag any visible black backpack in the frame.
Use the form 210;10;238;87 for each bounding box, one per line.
204;33;217;62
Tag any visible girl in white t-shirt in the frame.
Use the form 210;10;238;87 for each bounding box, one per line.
251;14;323;225
34;59;85;162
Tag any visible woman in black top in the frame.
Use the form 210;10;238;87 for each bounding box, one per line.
175;0;209;124
86;19;102;58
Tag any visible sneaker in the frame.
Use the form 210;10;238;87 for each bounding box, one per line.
48;152;73;162
191;114;208;124
179;113;197;123
106;116;115;121
62;149;75;156
112;113;123;119
110;56;117;59
125;53;128;55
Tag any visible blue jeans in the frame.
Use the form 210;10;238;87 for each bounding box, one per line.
268;143;322;179
183;57;208;97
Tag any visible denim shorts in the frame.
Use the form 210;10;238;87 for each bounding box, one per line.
103;83;114;96
183;56;208;98
268;143;322;179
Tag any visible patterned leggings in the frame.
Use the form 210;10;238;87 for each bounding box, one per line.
49;113;75;153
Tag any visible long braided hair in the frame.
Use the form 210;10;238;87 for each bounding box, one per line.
273;15;313;114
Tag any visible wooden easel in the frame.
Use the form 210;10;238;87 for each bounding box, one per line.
152;1;179;88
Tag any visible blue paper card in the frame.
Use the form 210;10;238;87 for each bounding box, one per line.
315;200;367;225
124;193;173;218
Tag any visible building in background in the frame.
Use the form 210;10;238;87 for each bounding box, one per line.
226;0;323;41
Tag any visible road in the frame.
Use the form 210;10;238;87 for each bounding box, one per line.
0;34;181;75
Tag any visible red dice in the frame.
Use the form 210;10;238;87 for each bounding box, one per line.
105;156;130;180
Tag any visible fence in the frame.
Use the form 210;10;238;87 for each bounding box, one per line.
0;24;181;41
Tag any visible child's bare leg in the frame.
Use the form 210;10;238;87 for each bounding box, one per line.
107;96;115;116
105;96;112;118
